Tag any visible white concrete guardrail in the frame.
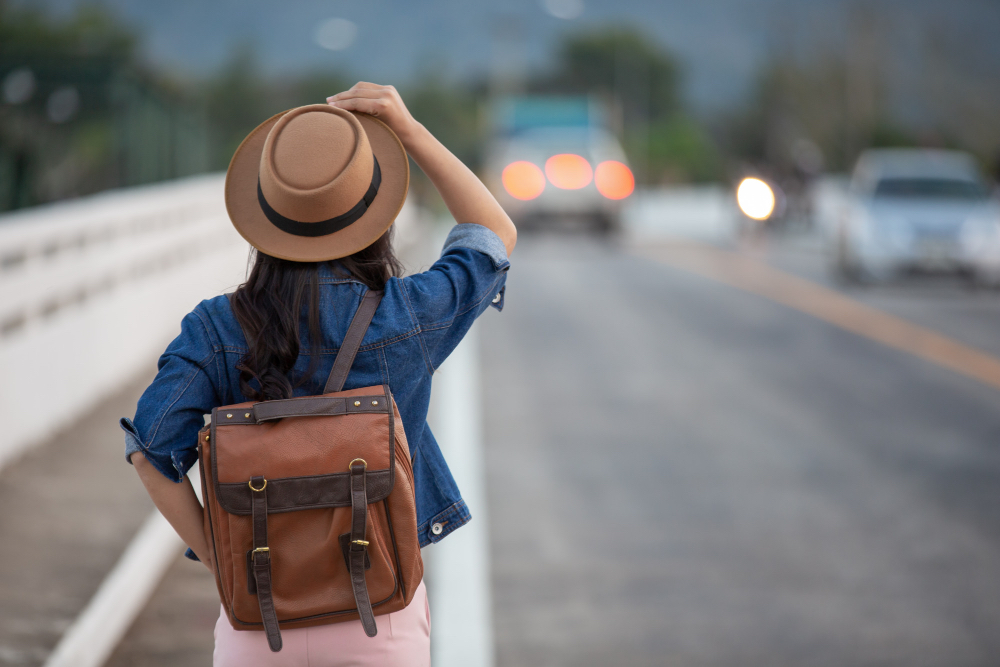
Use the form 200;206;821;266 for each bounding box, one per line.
0;174;250;471
429;323;495;667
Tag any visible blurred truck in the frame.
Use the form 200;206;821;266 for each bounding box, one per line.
484;96;634;233
832;148;1000;284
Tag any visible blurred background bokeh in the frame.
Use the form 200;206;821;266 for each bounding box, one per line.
4;0;999;211
3;1;1000;666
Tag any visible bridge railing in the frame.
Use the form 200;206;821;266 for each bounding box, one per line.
0;174;248;470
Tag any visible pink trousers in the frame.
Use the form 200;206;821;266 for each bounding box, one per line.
213;581;430;666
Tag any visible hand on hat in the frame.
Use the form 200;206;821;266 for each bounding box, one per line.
332;81;516;256
327;83;421;147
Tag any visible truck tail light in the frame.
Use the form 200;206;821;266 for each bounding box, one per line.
545;154;593;190
502;161;546;200
594;161;634;200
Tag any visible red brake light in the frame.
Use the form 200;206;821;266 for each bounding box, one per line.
594;161;634;200
502;161;546;200
545;154;593;190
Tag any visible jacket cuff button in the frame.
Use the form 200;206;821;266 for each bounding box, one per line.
430;522;443;536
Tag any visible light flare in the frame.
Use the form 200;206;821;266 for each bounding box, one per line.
594;161;634;200
737;177;776;220
545;154;593;190
502;161;546;200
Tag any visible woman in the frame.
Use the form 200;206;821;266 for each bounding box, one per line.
121;83;516;665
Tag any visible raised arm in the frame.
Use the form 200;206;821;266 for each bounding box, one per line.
328;83;517;256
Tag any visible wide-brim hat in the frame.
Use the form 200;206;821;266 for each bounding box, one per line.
225;104;409;262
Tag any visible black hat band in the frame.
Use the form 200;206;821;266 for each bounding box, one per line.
257;156;381;238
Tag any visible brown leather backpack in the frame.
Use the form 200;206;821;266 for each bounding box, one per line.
198;290;423;652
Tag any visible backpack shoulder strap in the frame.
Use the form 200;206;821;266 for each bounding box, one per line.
323;289;383;394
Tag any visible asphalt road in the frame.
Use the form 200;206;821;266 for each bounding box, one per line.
483;234;1000;666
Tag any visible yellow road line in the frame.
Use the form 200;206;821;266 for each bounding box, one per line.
639;241;1000;392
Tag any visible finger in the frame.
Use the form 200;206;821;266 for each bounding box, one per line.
328;97;384;116
327;89;386;102
351;81;384;90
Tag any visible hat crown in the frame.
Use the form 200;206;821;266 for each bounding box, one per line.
258;105;375;223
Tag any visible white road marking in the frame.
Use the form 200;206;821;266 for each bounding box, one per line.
42;511;182;667
429;323;495;667
642;241;1000;392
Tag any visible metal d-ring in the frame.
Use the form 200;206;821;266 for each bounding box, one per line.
248;478;267;492
348;458;367;470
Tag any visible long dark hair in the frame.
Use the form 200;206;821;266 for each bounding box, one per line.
230;229;402;402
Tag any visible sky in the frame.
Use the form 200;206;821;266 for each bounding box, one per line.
23;0;1000;113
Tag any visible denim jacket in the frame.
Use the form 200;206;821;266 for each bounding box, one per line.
121;223;508;553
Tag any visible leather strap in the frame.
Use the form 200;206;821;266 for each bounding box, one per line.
349;461;378;637
250;476;282;652
216;468;393;515
247;395;389;423
324;290;383;394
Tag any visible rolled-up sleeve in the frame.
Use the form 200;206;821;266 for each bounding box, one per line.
401;223;510;371
122;308;221;483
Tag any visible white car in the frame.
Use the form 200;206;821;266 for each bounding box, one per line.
833;149;1000;283
484;104;634;233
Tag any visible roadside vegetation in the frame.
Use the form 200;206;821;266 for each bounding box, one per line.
1;3;995;212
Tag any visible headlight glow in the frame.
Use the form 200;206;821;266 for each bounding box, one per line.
737;178;776;220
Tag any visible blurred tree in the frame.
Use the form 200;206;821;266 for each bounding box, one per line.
534;26;721;184
0;2;131;208
0;2;208;210
0;2;136;61
404;77;481;167
641;115;722;183
869;121;920;150
203;45;272;171
722;54;965;177
203;54;359;171
287;71;352;109
402;75;483;212
721;1;1000;179
721;58;849;171
543;27;679;125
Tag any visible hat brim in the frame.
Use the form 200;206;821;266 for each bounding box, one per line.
224;109;409;262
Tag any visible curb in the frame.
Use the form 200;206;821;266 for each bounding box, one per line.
429;324;495;667
43;511;182;667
